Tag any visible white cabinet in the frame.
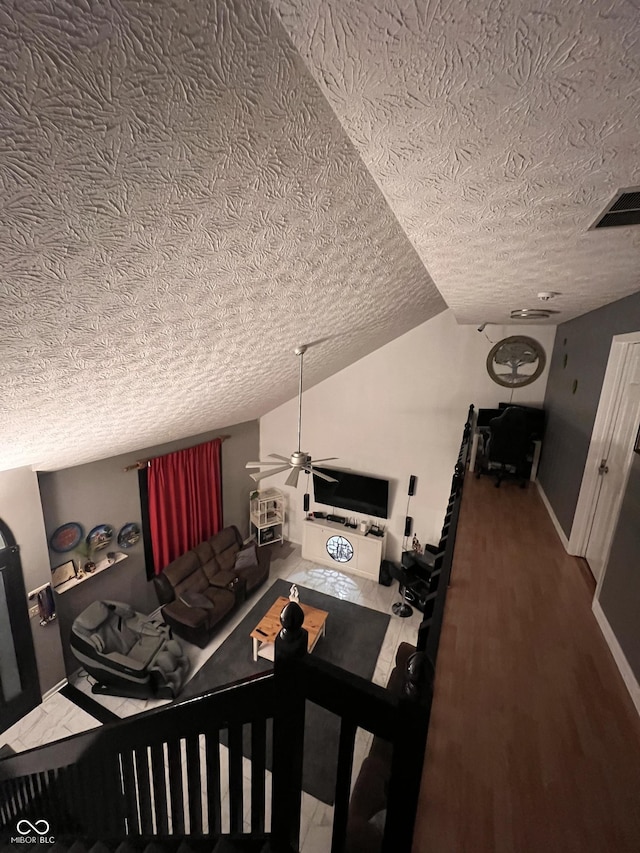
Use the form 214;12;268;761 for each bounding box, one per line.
250;488;285;547
301;519;385;581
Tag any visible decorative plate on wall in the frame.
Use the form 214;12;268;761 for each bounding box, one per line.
486;336;546;388
87;524;115;551
49;522;84;553
117;522;141;549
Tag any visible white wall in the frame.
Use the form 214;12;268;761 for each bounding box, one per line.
260;310;556;560
0;467;66;696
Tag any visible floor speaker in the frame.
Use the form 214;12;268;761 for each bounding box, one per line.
379;559;393;586
404;516;413;537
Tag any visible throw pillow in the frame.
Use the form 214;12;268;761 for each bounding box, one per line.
235;545;258;570
179;591;214;609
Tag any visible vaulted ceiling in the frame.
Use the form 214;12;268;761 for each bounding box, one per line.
1;0;638;472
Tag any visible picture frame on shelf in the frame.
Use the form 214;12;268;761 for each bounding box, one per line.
51;560;77;589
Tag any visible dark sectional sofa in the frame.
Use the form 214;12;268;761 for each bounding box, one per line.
153;525;270;648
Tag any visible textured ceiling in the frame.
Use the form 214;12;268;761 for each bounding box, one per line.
0;0;443;472
274;0;640;324
2;1;639;473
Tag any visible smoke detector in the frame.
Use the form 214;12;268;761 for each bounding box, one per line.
537;291;560;302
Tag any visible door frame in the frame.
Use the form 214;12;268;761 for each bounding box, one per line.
0;520;42;734
569;331;640;592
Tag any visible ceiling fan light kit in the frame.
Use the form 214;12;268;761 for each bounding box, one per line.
509;308;559;320
246;345;338;487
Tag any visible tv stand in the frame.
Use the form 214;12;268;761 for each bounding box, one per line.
301;517;386;581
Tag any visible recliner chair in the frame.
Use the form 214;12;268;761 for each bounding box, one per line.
70;600;190;699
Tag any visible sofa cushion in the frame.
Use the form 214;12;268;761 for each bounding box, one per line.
163;599;210;631
172;565;210;598
209;526;241;554
201;557;223;585
163;550;201;588
206;569;240;588
192;540;214;566
209;526;242;572
179;590;215;609
217;543;239;573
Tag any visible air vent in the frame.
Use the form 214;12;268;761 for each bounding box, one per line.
591;188;640;229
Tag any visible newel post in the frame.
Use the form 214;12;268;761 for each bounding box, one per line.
271;600;308;852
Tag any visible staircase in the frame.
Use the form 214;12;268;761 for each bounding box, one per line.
0;660;425;853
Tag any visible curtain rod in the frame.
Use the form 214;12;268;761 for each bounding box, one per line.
123;435;231;472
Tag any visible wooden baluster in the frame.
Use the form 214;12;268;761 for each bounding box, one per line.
134;745;153;835
250;718;267;833
331;718;357;853
150;741;169;835
167;738;185;835
184;733;203;835
228;723;244;833
205;731;222;835
119;749;139;835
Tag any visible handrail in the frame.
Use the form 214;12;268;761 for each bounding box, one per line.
424;404;473;666
0;670;272;782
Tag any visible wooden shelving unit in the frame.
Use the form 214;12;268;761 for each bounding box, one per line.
250;488;285;547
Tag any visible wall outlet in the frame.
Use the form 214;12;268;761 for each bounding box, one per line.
28;604;40;618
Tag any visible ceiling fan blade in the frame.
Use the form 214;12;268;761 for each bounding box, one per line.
250;465;291;482
285;467;301;487
310;469;338;483
310;457;338;464
244;457;289;468
268;453;290;462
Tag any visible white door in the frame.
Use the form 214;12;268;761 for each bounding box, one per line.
585;344;640;583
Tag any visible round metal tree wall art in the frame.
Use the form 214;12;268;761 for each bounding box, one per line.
486;336;546;388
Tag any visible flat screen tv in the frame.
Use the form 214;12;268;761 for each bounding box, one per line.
312;467;389;519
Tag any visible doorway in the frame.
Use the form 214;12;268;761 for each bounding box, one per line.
0;519;41;735
570;334;640;587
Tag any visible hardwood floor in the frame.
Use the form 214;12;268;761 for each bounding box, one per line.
413;475;640;853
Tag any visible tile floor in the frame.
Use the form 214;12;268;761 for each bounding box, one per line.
2;545;422;852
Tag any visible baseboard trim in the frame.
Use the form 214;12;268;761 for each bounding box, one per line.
592;598;640;718
42;678;68;702
536;481;571;552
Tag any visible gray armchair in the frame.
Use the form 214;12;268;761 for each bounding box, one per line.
70;600;189;699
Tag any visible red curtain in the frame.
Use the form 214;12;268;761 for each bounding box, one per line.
148;438;223;575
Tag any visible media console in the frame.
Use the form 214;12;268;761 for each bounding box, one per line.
301;518;386;581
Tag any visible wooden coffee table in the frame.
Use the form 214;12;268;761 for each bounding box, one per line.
250;596;329;662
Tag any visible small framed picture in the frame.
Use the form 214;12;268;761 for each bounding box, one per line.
634;423;640;454
51;560;77;588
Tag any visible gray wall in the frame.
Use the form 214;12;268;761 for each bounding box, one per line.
598;453;640;680
538;291;640;537
38;419;258;675
0;467;66;697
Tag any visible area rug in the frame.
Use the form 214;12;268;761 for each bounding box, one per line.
178;578;390;805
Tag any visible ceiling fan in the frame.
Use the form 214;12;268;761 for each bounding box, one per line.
246;345;338;488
